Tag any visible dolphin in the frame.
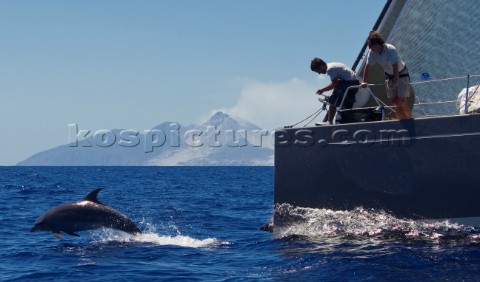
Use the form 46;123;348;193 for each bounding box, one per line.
31;188;141;238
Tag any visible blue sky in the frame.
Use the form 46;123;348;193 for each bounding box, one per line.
0;0;385;165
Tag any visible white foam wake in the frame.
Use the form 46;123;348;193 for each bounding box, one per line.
131;233;220;248
92;229;225;248
273;204;477;241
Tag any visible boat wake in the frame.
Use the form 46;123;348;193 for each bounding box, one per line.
273;204;480;243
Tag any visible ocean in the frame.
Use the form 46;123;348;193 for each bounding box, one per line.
1;166;480;281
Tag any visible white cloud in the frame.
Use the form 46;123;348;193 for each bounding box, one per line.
215;77;330;129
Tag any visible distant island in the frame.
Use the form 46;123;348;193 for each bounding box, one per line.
17;112;274;166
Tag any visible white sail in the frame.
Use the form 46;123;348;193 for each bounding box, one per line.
357;0;480;117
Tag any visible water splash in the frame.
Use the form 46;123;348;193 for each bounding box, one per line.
273;204;480;242
91;228;227;248
133;233;221;248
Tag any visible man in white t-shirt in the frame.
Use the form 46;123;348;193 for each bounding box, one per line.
361;31;411;119
311;58;359;124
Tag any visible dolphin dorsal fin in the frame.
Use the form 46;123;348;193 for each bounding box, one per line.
83;188;103;204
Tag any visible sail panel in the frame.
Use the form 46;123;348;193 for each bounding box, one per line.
358;0;480;117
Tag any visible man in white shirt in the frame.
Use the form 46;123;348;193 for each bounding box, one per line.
311;58;359;124
361;31;411;119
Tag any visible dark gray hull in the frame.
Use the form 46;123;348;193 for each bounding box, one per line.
274;115;480;225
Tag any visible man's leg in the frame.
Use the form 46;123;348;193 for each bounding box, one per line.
327;106;337;123
398;97;412;119
391;97;404;120
396;77;412;119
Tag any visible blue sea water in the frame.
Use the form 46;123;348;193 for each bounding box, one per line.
1;166;480;281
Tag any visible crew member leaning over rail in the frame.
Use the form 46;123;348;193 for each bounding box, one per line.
361;31;412;120
311;58;360;124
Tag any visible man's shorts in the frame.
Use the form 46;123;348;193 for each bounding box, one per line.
386;72;410;99
329;80;359;108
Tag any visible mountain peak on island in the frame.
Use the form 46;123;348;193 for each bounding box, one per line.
204;111;261;130
205;111;233;125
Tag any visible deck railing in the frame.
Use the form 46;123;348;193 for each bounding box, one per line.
333;74;480;125
285;74;480;128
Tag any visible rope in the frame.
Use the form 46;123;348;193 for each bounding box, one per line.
284;107;325;128
410;74;480;86
302;107;325;127
414;100;457;106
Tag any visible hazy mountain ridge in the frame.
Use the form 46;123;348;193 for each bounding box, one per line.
17;112;274;166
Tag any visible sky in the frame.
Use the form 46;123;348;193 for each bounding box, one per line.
0;0;385;165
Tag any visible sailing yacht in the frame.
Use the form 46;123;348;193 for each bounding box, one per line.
274;0;480;226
